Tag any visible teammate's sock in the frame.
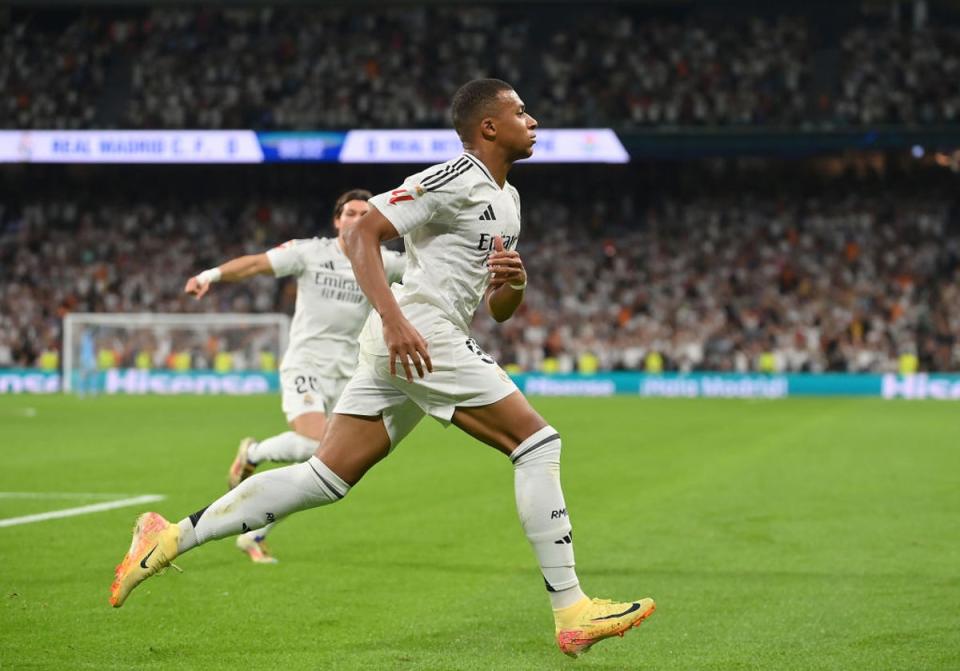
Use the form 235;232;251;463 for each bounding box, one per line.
246;431;320;464
175;456;348;553
512;426;587;610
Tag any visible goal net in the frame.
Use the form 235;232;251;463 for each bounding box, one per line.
62;313;290;395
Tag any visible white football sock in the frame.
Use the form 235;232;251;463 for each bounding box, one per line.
512;426;586;610
246;431;320;464
176;456;348;554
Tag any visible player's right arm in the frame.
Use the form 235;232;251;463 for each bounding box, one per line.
184;253;276;299
343;207;432;382
186;239;308;299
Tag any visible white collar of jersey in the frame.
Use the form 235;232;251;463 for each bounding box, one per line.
461;153;500;189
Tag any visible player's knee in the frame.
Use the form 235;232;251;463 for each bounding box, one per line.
511;425;561;467
305;456;351;501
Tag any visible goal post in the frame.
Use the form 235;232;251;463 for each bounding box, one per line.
62;313;290;395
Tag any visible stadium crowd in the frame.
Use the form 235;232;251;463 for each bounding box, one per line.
836;25;960;126
472;188;960;375
0;14;111;130
538;13;810;127
2;178;958;373
121;7;528;129
4;6;960;129
0;197;312;370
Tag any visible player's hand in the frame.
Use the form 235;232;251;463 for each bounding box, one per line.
382;312;433;382
184;276;211;299
487;235;526;289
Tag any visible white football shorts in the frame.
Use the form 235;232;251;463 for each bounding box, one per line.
334;336;518;447
280;366;349;422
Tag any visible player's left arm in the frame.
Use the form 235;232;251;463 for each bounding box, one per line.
485;235;527;323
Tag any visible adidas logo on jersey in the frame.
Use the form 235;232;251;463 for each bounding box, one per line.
478;204;497;221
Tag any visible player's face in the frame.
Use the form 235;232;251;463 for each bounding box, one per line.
493;90;538;159
334;199;370;233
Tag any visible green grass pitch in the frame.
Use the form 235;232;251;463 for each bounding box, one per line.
1;395;958;670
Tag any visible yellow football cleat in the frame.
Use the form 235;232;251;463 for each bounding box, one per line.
554;596;656;657
236;534;279;564
228;437;258;489
109;512;181;608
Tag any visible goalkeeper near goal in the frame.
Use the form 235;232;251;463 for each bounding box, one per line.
183;189;405;563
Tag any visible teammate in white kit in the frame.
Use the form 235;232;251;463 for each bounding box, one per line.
183;189;405;562
111;80;655;658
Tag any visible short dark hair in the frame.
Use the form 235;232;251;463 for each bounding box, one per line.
332;188;372;219
450;79;515;140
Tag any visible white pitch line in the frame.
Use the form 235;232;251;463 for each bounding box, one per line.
0;492;136;500
0;407;38;418
0;494;165;528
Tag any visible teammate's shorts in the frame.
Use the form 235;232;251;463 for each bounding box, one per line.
334;336;518;447
280;366;349;422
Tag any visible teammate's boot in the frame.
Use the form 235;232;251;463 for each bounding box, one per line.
554;596;656;657
109;512;181;607
228;437;258;489
236;534;279;564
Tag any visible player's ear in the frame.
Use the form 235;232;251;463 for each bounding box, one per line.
479;116;497;141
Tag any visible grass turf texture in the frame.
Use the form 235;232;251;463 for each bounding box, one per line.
1;395;958;671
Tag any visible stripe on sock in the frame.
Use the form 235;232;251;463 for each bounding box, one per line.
308;461;345;499
511;432;560;464
188;505;209;527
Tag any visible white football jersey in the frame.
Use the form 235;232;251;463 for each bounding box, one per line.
267;236;405;377
361;152;522;355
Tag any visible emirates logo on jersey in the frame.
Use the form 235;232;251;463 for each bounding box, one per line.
477;233;518;251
